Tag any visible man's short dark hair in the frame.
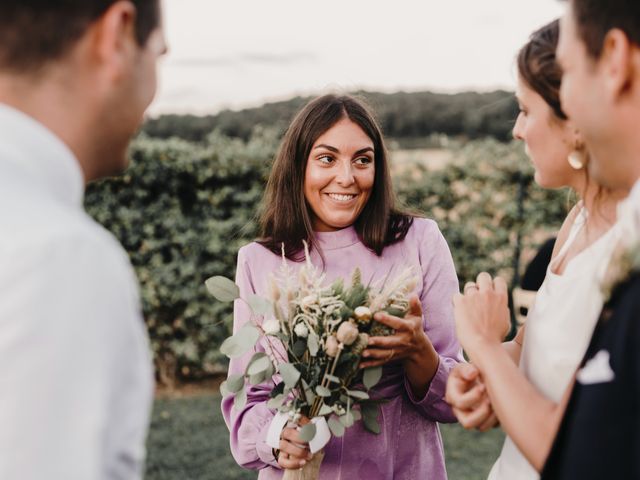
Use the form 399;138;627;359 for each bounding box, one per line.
0;1;160;73
570;0;640;58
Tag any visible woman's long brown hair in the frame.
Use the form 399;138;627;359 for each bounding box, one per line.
258;94;414;261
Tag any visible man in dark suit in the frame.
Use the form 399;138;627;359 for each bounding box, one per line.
541;1;640;478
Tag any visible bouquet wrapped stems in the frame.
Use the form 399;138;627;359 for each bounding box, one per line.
283;451;325;480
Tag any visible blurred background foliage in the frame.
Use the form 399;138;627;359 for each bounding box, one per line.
85;90;568;386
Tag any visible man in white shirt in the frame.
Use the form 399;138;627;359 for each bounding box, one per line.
0;1;167;479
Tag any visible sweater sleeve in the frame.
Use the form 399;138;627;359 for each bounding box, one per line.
221;246;280;471
404;220;464;423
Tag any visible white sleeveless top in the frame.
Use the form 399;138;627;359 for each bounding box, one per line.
488;207;619;480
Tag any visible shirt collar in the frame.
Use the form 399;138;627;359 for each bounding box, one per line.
0;103;84;208
313;226;360;250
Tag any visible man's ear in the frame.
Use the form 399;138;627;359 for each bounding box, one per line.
86;1;138;81
600;28;635;103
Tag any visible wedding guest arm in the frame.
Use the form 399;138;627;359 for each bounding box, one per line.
454;272;573;471
446;202;580;434
445;325;523;431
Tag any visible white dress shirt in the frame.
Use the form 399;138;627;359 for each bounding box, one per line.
0;104;153;479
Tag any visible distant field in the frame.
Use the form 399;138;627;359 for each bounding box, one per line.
145;393;505;480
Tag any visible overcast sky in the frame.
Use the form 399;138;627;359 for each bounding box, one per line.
151;0;565;115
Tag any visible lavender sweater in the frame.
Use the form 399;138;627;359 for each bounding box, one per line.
221;218;463;479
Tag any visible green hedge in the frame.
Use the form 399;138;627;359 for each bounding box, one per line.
85;130;567;384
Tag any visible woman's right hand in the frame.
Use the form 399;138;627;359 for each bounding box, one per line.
445;363;498;431
277;425;313;469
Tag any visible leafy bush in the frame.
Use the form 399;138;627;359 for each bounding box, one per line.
395;138;569;283
86;132;567;384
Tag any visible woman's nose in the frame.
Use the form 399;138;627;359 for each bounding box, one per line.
512;113;524;141
335;160;355;187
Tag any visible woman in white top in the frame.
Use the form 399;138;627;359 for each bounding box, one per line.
445;19;628;478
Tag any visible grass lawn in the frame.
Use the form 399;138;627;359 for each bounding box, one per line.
145;394;505;480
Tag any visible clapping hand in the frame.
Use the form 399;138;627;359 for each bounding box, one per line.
445;363;498;431
453;272;511;358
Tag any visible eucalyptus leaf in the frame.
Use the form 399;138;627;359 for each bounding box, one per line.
205;276;240;302
363;414;381;434
246;353;271;376
278;363;301;389
347;390;369;400
236;324;260;349
248;370;267;385
307;333;319;357
267;394;286;410
298;423;317;443
302;379;316;404
363;366;383;390
220;324;260;358
247;294;273;316
315;385;331;397
324;374;340;384
233;389;247;411
361;404;381;434
328;416;345;437
219;337;243;358
226;374;245;393
339;411;355;428
318;404;333;416
249;371;267;385
219;381;230;397
264;361;275;379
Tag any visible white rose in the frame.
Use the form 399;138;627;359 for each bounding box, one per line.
294;323;309;338
336;321;359;346
262;319;281;335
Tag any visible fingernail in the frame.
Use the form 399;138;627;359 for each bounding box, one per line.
300;460;306;466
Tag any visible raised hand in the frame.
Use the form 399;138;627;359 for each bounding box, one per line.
453;272;511;358
445;363;498;432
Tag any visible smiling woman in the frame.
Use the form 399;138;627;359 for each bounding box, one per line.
221;94;464;479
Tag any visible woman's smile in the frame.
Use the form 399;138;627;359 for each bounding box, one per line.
324;192;359;204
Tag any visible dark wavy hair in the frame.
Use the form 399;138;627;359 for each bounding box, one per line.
517;19;567;121
258;94;414;261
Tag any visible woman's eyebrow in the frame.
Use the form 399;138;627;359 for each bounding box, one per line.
355;147;374;155
313;144;339;152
